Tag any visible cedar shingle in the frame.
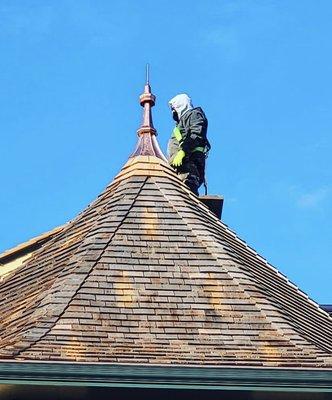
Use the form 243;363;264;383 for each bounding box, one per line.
0;156;331;367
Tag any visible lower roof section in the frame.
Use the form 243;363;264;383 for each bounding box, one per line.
0;225;65;282
0;361;332;393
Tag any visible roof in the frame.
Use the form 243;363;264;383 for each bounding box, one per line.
0;225;65;282
0;155;332;367
0;80;332;369
0;225;64;263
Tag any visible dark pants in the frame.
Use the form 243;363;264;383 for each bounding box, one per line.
177;151;205;196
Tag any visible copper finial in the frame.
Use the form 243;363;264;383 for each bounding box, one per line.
137;64;156;136
130;66;167;160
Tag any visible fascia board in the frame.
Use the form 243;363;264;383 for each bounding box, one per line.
0;362;332;392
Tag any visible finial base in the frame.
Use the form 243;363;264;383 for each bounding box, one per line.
131;131;167;161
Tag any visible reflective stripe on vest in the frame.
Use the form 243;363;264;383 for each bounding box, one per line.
193;146;205;153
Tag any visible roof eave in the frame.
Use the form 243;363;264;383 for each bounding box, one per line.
0;225;65;264
0;361;332;392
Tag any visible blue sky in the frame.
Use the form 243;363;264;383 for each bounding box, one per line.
0;1;331;303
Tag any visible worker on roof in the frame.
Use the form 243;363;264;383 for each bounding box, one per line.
168;93;210;196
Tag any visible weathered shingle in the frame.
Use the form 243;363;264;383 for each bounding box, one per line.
0;156;331;367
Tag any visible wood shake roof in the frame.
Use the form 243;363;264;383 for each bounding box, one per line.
0;155;331;367
0;80;331;369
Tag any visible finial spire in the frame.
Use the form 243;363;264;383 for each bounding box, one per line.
137;67;156;136
130;67;167;161
146;63;150;84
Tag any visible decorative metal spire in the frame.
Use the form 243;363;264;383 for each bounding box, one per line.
131;65;167;160
146;62;150;84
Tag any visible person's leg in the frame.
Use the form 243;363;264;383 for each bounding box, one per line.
176;153;205;195
191;152;205;186
178;159;200;195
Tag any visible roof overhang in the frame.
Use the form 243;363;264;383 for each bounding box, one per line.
0;361;332;393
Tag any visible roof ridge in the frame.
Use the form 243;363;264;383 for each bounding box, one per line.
111;156;172;185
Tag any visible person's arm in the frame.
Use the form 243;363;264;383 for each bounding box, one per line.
181;109;206;153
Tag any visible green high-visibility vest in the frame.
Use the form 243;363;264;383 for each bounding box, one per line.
172;127;206;154
172;127;182;141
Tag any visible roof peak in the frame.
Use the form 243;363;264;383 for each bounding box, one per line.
131;66;167;161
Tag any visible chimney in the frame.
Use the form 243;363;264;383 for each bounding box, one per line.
199;195;224;219
320;305;332;316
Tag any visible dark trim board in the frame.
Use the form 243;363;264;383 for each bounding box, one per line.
0;362;332;393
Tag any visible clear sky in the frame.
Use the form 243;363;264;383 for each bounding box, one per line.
0;1;331;303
